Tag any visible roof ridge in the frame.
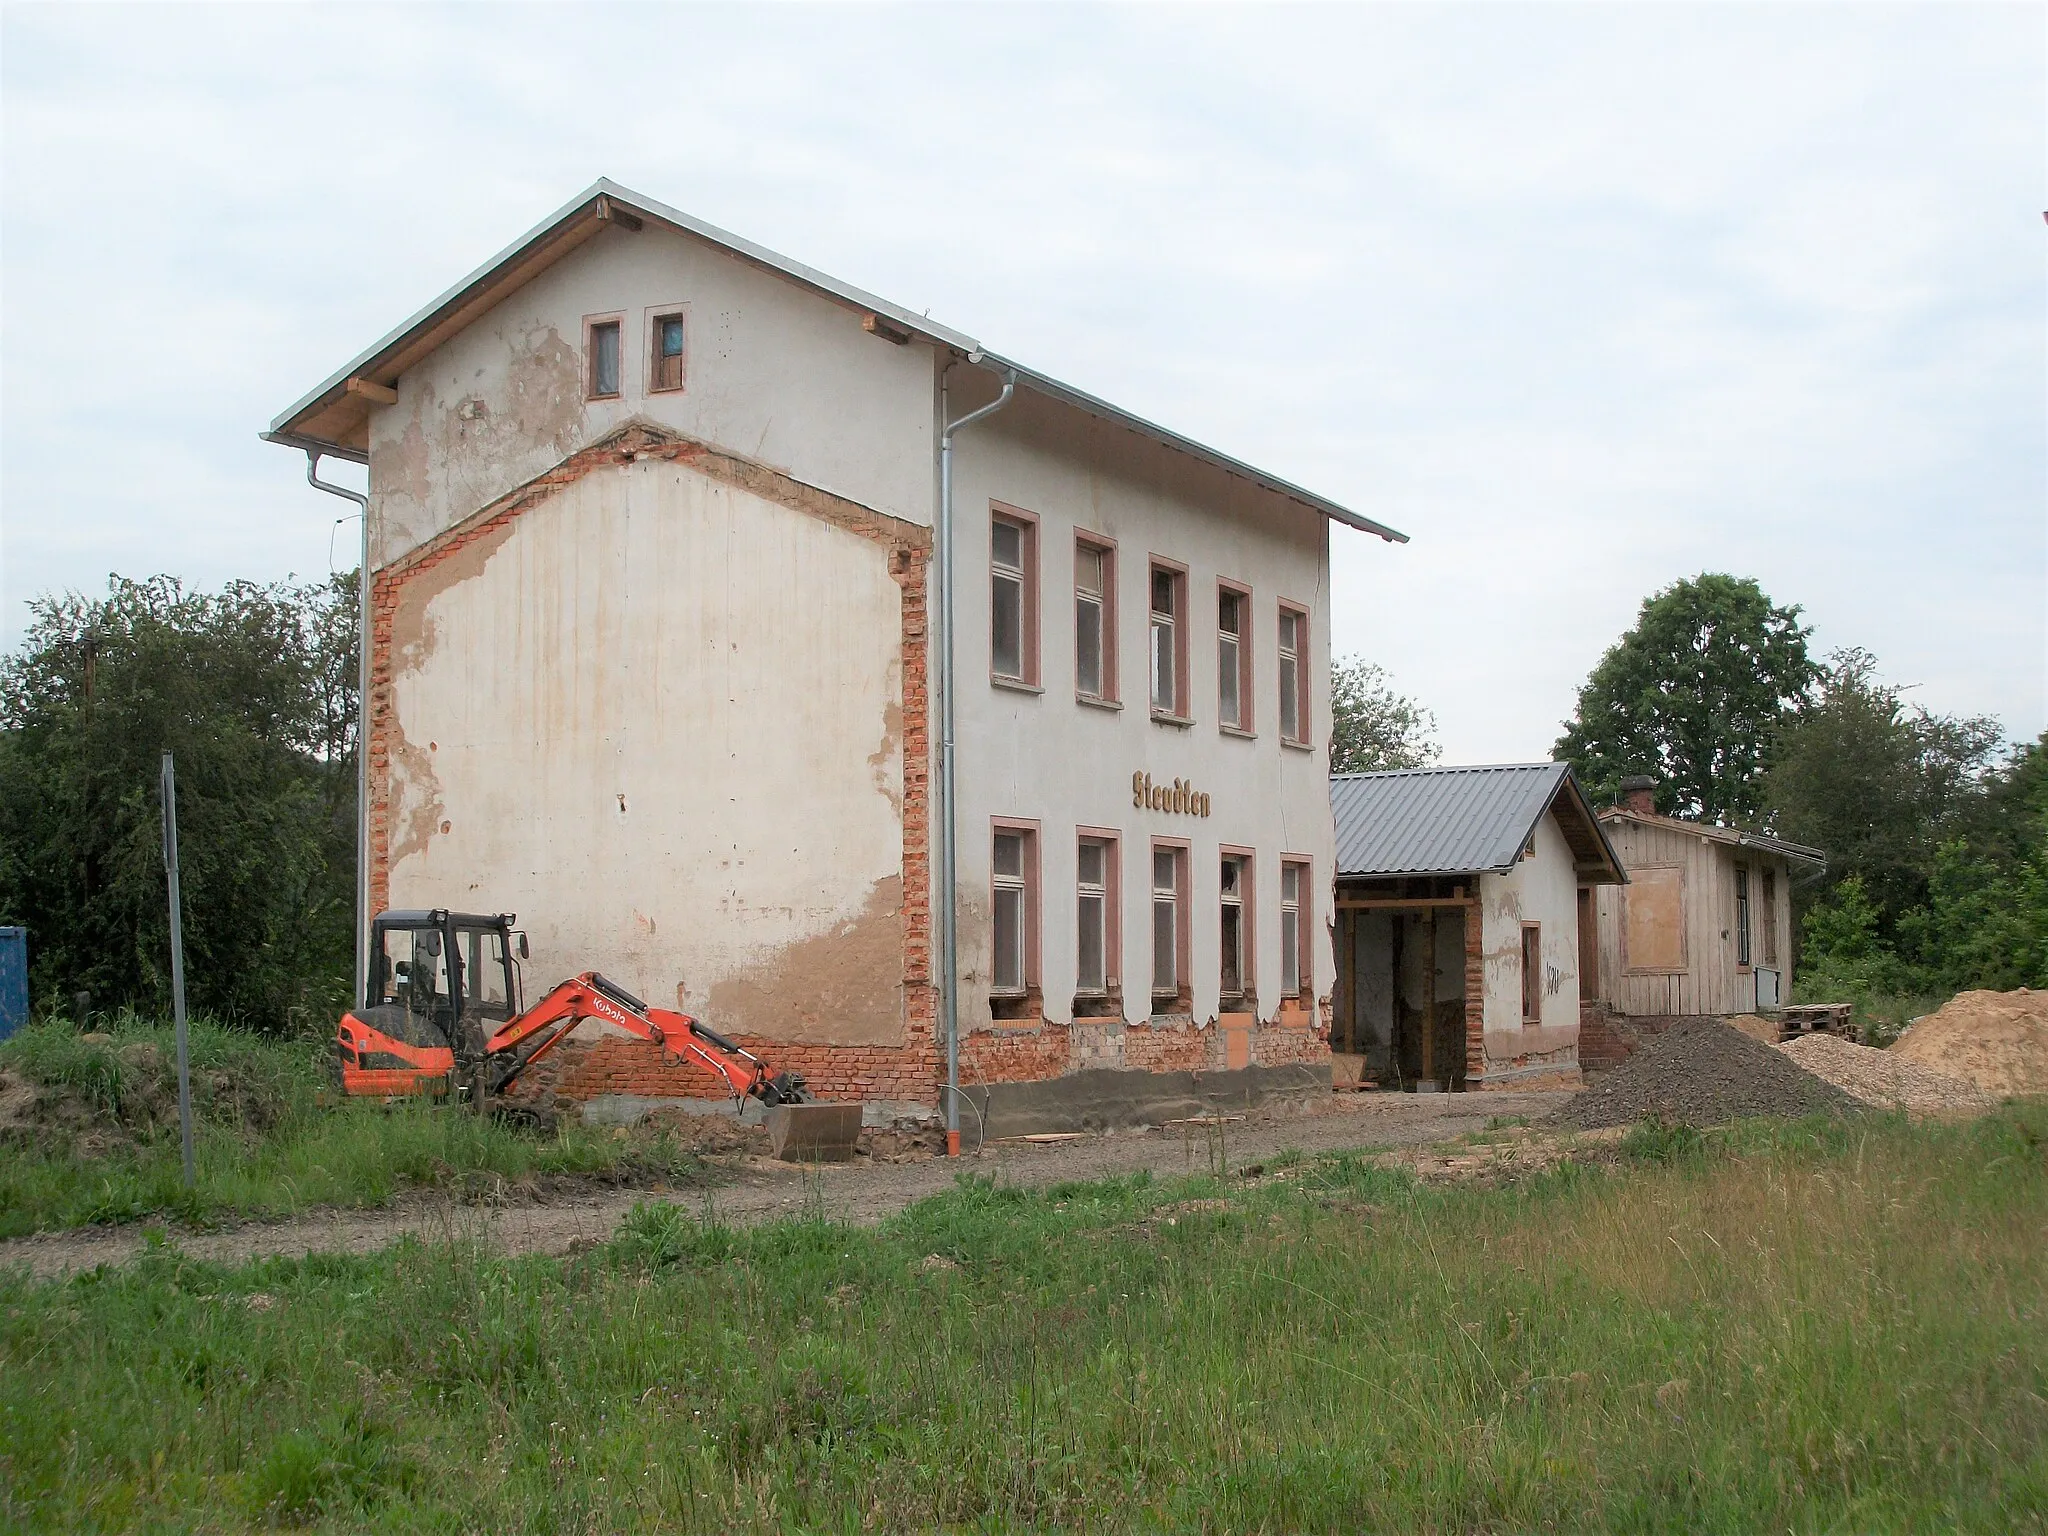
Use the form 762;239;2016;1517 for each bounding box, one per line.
1330;760;1559;781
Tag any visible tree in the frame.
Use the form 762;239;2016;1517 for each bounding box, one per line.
1555;573;1815;822
1765;648;2002;929
1330;658;1440;774
0;573;357;1029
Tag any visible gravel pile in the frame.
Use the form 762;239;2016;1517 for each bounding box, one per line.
1555;1017;1858;1130
1777;1033;1996;1116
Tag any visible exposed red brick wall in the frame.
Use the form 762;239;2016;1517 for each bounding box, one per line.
1122;1021;1211;1074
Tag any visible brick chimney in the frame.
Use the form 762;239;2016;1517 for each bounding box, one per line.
1618;775;1658;816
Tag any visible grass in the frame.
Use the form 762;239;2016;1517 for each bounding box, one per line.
0;1014;709;1237
3;1105;2044;1531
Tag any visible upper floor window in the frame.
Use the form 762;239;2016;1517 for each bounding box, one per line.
586;317;623;400
1278;603;1310;744
991;510;1039;686
1075;537;1116;702
1218;584;1253;732
651;312;686;392
1150;563;1187;720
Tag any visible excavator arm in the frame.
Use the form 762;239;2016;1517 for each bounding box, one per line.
483;971;807;1106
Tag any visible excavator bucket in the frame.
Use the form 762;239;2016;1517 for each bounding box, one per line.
765;1102;863;1162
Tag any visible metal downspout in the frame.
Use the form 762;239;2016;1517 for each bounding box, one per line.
937;361;1014;1156
304;453;372;1011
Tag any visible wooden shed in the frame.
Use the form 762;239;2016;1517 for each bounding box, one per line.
1588;781;1825;1018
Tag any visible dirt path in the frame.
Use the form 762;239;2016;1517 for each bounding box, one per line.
0;1090;1570;1281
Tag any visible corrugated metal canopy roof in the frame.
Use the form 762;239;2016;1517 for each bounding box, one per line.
264;179;1406;544
1331;762;1626;882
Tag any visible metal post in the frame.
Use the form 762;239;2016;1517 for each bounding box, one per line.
160;752;195;1188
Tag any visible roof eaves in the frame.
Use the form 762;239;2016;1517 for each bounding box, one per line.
1597;807;1825;867
265;180;1405;543
982;353;1406;543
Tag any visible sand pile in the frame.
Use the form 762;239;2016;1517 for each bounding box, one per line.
1777;1033;1995;1117
1889;990;2048;1097
1554;1017;1857;1130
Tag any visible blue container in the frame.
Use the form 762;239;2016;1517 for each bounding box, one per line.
0;928;24;1042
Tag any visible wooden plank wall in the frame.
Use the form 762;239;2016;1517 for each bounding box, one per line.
1590;820;1795;1017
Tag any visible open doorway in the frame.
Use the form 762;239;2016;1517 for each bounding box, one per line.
1333;897;1469;1091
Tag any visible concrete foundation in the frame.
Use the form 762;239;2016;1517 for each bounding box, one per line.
962;1063;1330;1140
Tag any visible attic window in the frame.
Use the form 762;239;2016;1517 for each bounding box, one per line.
651;313;686;392
587;318;622;399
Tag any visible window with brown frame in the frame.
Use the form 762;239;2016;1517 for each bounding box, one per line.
991;823;1039;1001
1149;563;1187;720
1280;859;1310;999
1761;868;1779;966
1076;832;1120;1001
1219;851;1254;1003
1521;922;1543;1024
1075;537;1116;702
650;312;686;392
991;511;1038;686
1217;584;1253;732
586;318;623;400
1151;842;1188;1008
1734;866;1752;968
1278;603;1310;744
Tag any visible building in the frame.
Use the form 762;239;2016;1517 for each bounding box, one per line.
1586;778;1824;1020
1328;763;1626;1091
265;180;1406;1137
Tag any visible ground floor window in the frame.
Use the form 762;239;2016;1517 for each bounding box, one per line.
992;822;1039;998
1076;832;1119;997
1521;922;1542;1024
1219;851;1252;1003
1280;859;1309;999
1151;842;1188;1008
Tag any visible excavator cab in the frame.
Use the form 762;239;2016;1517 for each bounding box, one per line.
337;910;526;1096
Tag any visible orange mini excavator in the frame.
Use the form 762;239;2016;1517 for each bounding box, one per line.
334;908;862;1159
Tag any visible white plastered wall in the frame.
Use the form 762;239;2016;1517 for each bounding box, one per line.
1478;810;1582;1059
945;387;1343;1029
379;455;909;1045
364;221;937;568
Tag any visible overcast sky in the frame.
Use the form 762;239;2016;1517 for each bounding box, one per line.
2;3;2041;762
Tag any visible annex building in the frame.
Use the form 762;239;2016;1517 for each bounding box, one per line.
266;180;1406;1135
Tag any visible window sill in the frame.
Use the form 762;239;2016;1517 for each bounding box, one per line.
991;677;1044;697
1280;737;1315;754
1077;693;1122;712
1150;711;1194;730
1219;723;1257;741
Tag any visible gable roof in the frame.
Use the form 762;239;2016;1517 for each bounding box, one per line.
1331;762;1626;883
264;179;1406;544
1597;807;1826;869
